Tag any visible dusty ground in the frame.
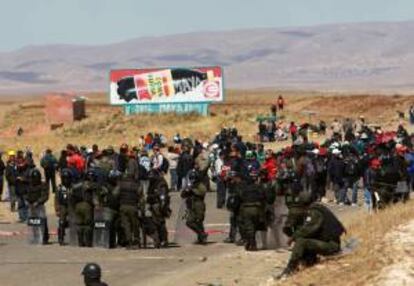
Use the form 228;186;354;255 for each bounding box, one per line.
371;220;414;286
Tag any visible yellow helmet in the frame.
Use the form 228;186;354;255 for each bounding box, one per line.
8;150;16;156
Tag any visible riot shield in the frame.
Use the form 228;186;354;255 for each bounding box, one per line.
395;181;409;202
93;208;114;248
68;206;78;246
262;196;289;249
173;199;194;244
27;205;46;245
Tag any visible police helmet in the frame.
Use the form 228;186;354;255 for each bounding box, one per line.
188;169;199;184
81;263;101;279
61;169;72;186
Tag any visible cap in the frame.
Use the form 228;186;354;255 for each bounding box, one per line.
332;149;341;155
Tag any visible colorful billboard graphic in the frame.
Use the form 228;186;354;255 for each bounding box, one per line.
110;66;223;105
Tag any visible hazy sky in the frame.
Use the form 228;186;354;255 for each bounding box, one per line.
1;0;413;51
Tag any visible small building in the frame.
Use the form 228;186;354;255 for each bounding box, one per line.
44;93;86;127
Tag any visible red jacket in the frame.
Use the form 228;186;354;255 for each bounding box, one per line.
67;153;85;173
262;157;277;180
289;124;297;135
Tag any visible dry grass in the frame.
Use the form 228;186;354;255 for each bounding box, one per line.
0;89;413;164
279;200;414;286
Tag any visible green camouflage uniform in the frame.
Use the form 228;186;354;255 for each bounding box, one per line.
184;182;207;243
286;203;345;272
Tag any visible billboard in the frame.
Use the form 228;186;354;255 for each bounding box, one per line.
109;66;223;105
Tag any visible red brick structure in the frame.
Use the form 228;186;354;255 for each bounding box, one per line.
44;93;86;126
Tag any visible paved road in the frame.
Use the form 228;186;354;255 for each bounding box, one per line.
0;191;362;286
0;192;240;286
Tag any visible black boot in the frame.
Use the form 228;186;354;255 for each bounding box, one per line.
223;237;235;243
197;232;208;245
246;239;257;251
277;261;298;280
58;224;65;246
84;228;93;247
77;229;85;247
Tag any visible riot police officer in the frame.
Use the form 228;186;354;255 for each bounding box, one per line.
116;161;143;249
223;169;243;244
24;168;49;244
238;170;266;251
81;263;108;286
279;192;346;278
55;168;73;245
93;170;120;248
146;169;171;248
181;169;208;244
71;170;96;247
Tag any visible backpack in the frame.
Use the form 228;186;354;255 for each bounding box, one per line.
305;159;315;177
138;164;148;180
344;159;357;177
314;158;326;174
160;156;170;173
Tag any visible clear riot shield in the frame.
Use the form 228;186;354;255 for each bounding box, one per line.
27;205;46;245
395;181;409;202
173;199;194;244
258;196;289;250
93;208;114;248
68;206;78;246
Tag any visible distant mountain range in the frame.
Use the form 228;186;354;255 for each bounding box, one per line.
2;21;414;94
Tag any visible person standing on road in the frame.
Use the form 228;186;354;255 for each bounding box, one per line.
166;146;179;191
214;151;227;209
328;149;345;204
181;169;208;244
238;169;266;251
151;145;164;171
15;150;30;223
177;144;194;191
5;151;17;211
72;170;96;247
40;149;58;194
146;169;171;248
55;169;73;245
116;162;143;250
24;168;49;244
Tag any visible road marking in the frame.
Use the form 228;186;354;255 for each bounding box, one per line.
205;223;230;227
